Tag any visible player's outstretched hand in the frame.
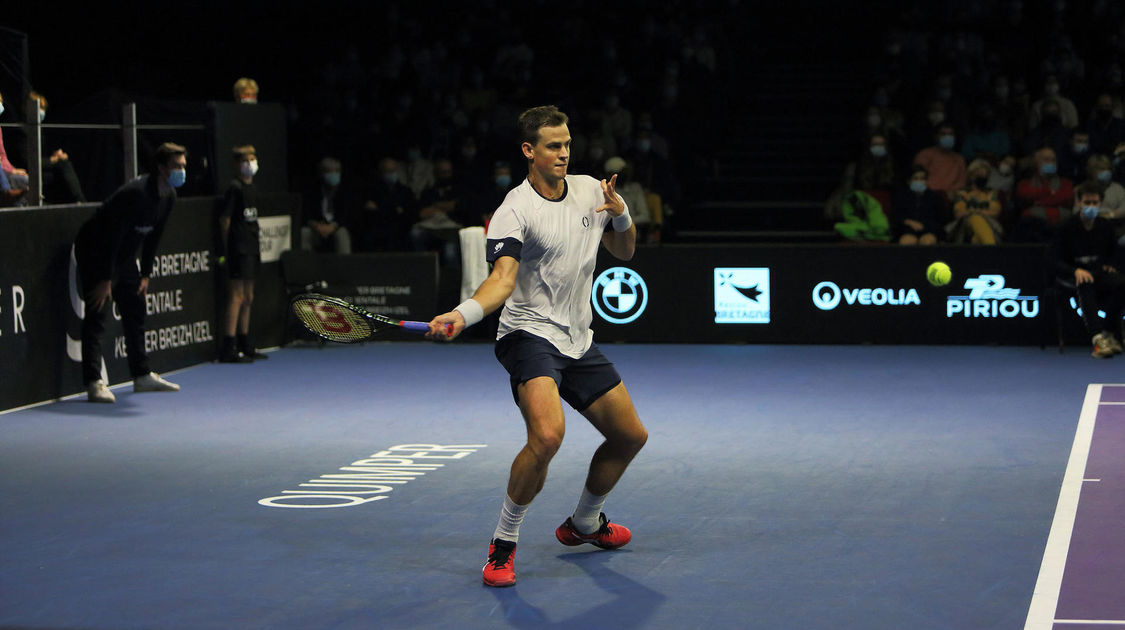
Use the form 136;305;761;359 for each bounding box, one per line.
426;311;464;341
596;173;625;217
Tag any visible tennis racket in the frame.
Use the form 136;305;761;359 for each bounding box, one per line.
290;293;439;343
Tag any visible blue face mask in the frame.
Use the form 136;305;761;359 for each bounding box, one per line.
1081;205;1100;222
495;174;512;188
938;135;956;150
1040;163;1057;176
870;145;887;158
0;103;5;117
910;180;927;193
1098;170;1113;183
167;168;186;188
323;172;341;187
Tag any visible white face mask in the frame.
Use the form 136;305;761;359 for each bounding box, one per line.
240;159;259;179
0;103;5;117
38;110;46;123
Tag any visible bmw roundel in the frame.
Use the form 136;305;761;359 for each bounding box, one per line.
592;267;648;324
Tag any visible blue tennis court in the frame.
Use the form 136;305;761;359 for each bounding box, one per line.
0;342;1118;629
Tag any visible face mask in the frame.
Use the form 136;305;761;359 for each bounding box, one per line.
938;135;956;150
461;147;476;159
1081;205;1100;221
495;174;512;188
167;168;186;188
998;163;1013;175
867;114;882;128
407;149;421;161
870;145;887;158
1040;163;1058;176
1072;143;1088;154
1098;170;1113;183
240;160;259;179
937;88;952;101
0;103;4;117
995;85;1010;99
38;110;46;123
928;112;945;125
1045;83;1060;96
636;139;652;153
382;172;399;185
910;180;927;193
323;172;341;187
239;96;257;104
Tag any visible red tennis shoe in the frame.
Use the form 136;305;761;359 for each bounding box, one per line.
555;513;632;549
482;539;517;587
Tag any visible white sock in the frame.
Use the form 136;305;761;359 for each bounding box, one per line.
492;495;530;543
570;487;608;535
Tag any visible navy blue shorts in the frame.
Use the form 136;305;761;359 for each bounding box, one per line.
226;251;258;280
494;331;622;412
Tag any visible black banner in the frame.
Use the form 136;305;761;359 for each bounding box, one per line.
280;251;440;342
589;244;1054;345
0;192;300;411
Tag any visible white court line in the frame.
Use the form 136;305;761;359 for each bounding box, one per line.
1024;384;1103;630
1053;621;1125;626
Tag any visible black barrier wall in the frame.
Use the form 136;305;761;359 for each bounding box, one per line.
588;244;1056;345
0;193;299;411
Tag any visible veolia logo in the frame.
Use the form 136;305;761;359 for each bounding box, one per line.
592;267;648;324
812;281;920;311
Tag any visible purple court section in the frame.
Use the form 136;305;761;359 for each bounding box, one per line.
1053;403;1125;623
1097;385;1125;403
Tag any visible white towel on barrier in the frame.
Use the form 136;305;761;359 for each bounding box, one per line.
459;226;488;302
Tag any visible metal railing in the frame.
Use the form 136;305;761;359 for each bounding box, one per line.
0;98;205;206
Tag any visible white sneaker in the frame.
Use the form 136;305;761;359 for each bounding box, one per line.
133;371;180;392
86;379;116;403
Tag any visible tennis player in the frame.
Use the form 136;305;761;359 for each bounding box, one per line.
426;105;647;587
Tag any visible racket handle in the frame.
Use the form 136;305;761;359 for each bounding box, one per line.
401;321;431;333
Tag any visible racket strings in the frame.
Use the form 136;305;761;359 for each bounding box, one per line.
293;299;374;342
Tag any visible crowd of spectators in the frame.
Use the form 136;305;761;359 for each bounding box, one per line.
290;2;732;260
830;0;1125;246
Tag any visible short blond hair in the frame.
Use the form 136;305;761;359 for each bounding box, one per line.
233;78;259;100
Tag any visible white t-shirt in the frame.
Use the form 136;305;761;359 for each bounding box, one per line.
486;174;627;358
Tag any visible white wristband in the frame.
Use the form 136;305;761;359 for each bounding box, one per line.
454;298;484;327
612;210;632;232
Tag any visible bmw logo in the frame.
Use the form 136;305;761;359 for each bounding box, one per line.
592;267;648;324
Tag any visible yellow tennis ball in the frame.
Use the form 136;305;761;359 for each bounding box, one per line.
927;261;952;286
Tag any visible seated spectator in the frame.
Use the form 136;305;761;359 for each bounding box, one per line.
904;100;949;160
834;189;890;242
1085;154;1125;219
465;161;515;229
853;133;897;194
412;158;468;265
1049;182;1125;358
891;165;944;245
1029;74;1079;129
401;143;435;201
1058;129;1092;182
359;157;417;252
301;157;352;254
0;90;27;206
30;91;86;204
1015;147;1074;227
913;123;967;201
1022;98;1070;158
961;104;1011;163
988;154;1018;204
604;156;660;244
948;159;1003;244
1086;93;1125;156
233;78;259;104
